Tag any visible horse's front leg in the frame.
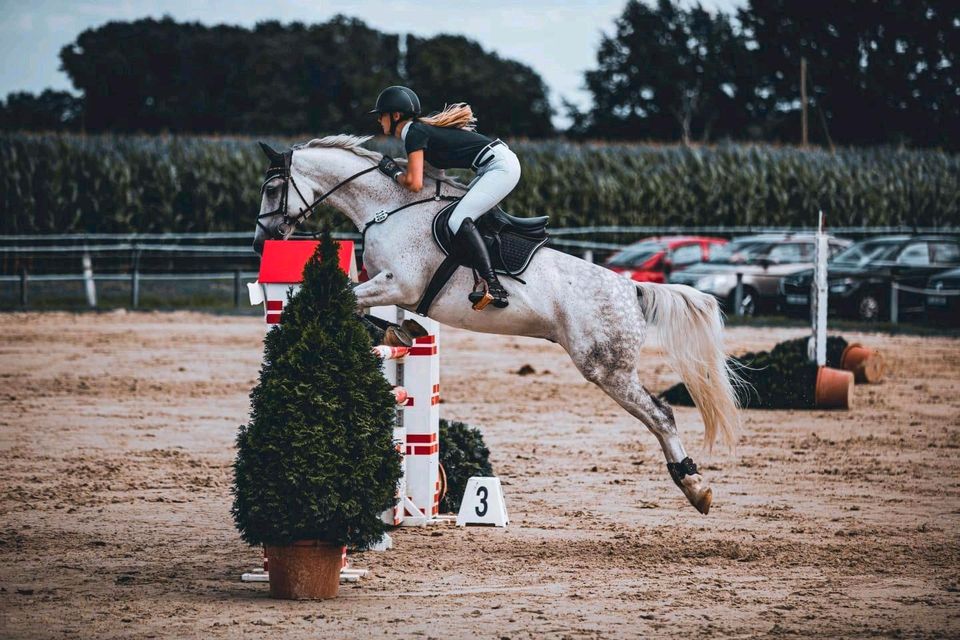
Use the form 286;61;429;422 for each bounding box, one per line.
353;270;415;309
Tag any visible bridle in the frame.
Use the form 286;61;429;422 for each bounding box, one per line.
256;149;379;238
256;146;460;244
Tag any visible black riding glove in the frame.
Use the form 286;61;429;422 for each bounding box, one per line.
378;156;403;182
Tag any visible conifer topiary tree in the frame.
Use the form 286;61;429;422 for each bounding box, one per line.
232;233;402;549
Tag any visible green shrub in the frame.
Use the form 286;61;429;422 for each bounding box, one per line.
439;419;493;514
231;233;402;548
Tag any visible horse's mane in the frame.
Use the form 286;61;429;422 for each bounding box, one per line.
296;135;467;191
298;135;381;161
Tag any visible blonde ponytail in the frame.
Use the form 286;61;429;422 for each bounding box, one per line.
418;103;477;130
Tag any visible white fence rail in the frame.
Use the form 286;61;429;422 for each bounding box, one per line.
3;231;959;320
3;269;260;309
890;281;960;324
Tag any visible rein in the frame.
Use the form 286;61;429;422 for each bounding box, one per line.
258;149;460;246
257;149;379;237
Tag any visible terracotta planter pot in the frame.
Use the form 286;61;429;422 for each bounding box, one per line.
264;541;344;600
840;343;885;384
438;462;448;506
815;366;854;409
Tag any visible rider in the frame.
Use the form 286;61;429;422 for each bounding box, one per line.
370;85;519;309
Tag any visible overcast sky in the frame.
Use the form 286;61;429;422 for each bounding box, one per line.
0;0;744;126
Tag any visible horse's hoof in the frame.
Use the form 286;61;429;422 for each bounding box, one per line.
680;474;712;515
401;319;429;338
693;487;712;515
384;326;413;347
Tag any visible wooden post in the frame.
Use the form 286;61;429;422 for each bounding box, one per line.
19;267;28;308
734;273;744;316
890;283;899;325
800;57;809;147
234;269;242;309
82;251;97;308
130;250;141;309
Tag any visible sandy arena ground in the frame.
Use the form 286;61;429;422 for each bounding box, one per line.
0;311;958;639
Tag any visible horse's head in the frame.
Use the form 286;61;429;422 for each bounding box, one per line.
252;137;385;255
253;142;307;255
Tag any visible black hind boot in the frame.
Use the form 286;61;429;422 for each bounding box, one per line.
454;218;509;310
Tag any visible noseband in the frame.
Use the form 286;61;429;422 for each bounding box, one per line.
257;149;379;238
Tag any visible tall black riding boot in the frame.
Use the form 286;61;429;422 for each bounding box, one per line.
454;218;509;309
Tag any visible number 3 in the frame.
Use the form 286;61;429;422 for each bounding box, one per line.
475;485;489;517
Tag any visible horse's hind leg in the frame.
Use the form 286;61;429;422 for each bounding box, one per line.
613;372;712;514
570;345;713;514
641;389;713;515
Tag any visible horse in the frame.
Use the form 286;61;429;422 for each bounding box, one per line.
252;135;740;514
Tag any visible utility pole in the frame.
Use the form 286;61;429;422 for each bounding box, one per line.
800;57;808;147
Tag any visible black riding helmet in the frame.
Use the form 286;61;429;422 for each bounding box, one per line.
370;86;421;134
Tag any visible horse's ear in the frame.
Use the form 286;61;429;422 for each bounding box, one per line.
258;142;283;164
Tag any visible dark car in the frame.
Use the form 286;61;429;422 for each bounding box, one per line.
925;267;960;326
669;234;849;316
780;235;960;321
604;236;727;283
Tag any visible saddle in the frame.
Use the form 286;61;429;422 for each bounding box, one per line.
415;201;550;315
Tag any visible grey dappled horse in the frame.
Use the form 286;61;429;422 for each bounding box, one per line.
253;135;740;514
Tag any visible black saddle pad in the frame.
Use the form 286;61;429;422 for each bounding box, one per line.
432;202;549;277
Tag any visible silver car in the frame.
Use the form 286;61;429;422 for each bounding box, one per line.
669;234;850;316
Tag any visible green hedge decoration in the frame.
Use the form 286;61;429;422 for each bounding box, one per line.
438;419;494;514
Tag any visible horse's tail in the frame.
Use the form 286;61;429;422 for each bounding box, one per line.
635;282;741;450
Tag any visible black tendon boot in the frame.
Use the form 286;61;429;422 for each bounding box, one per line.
454;218;509;310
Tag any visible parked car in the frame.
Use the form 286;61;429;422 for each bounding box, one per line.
604;236;727;283
668;234;850;316
924;267;960;326
780;235;960;321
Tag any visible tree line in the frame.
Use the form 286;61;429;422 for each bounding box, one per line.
570;0;958;149
0;15;553;138
0;1;956;148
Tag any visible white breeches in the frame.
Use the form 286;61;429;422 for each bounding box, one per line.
447;144;521;233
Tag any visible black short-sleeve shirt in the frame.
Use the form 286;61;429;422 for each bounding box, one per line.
404;121;494;170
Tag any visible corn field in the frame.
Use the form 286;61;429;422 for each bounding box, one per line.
1;133;957;234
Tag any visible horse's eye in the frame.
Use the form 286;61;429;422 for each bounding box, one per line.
266;185;279;196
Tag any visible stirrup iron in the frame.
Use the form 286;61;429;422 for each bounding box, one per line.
468;279;494;311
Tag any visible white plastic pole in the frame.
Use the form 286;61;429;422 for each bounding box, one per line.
812;211;828;366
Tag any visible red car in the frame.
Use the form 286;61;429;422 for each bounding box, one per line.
604;236;728;283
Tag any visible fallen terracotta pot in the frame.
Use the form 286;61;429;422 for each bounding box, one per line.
815;366;854;409
264;540;344;599
840;343;885;384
